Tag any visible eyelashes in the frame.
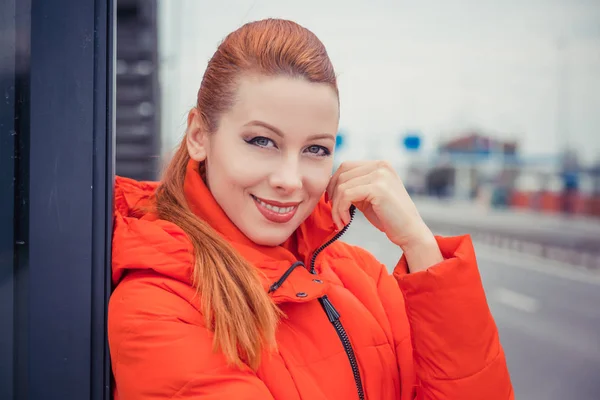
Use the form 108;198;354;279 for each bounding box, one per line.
247;136;274;148
245;136;331;157
306;145;331;157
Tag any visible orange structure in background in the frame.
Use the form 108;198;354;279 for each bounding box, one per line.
510;191;600;217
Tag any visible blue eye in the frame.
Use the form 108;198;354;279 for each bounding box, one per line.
247;136;275;148
306;145;331;157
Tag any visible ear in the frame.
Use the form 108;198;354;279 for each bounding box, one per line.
186;108;208;162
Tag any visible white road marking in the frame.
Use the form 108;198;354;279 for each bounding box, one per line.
491;287;540;313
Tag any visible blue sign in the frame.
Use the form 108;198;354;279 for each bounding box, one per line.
403;133;421;151
335;133;345;149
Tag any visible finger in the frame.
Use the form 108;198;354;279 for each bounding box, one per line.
335;184;371;226
326;162;351;200
326;161;367;199
327;160;394;197
335;162;380;188
332;164;397;222
331;172;374;225
333;175;379;226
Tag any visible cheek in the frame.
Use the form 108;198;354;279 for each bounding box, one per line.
303;162;333;196
208;141;278;189
205;144;251;184
212;156;270;190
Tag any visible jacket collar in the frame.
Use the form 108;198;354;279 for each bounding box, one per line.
183;159;338;303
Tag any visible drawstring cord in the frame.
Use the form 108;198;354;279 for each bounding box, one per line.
268;261;305;293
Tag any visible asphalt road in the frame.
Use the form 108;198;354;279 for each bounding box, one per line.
342;214;600;400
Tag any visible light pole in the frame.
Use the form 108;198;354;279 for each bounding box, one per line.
555;36;569;159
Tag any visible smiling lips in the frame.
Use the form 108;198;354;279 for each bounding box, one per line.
252;195;300;223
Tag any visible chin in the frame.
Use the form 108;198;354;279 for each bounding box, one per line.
245;227;295;247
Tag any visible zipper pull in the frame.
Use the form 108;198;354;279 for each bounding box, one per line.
319;295;340;323
268;282;281;293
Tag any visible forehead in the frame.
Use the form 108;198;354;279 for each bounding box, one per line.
228;74;339;136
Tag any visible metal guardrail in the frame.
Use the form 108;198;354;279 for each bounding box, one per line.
416;200;600;270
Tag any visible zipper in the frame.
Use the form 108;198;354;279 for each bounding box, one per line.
309;205;357;274
311;205;364;400
319;295;365;400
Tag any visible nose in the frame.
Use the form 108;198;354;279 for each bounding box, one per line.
269;156;303;194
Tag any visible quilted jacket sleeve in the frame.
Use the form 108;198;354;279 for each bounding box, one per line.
356;235;514;400
108;271;274;400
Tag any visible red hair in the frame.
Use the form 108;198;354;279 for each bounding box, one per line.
154;19;338;369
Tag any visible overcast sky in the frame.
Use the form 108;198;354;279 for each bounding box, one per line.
158;0;600;164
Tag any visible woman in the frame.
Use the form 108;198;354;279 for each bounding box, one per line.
109;19;513;399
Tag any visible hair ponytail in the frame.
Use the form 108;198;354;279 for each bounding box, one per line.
155;18;338;369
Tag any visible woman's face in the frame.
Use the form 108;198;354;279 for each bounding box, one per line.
187;74;340;246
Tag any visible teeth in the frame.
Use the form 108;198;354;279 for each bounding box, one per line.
254;197;295;214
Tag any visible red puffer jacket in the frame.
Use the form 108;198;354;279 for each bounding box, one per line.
108;160;513;399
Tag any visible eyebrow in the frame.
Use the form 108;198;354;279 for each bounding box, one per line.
244;120;336;142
